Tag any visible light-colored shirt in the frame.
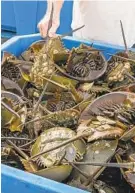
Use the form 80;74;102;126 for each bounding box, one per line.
71;0;135;47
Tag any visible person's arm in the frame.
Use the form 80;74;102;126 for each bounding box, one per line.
38;0;64;38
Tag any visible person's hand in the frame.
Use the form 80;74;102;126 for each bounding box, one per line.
38;15;60;38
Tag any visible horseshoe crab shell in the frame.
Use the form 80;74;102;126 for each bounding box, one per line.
79;92;135;121
1;91;27;132
20;40;45;61
71;139;118;183
34;165;72;182
54;45;107;83
31;127;86;168
40;109;80;130
2;76;24;96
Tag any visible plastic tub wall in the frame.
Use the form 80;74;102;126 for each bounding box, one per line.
1;34;135;193
2;33;134;60
1;164;88;193
1;1;73;35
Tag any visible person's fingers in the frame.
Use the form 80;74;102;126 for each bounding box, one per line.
38;17;60;38
38;22;44;37
49;31;57;38
38;20;49;38
38;24;44;37
48;25;58;37
48;20;60;37
42;23;49;38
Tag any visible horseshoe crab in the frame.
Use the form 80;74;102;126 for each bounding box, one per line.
105;51;135;89
77;116;124;142
1;147;24;169
41;109;80;129
80;92;135;123
33;165;73;182
1;52;23;84
79;92;135;142
107;52;131;81
44;36;69;63
31;127;86;167
26;109;80;137
111;83;135;93
23;127;86;182
55;44;107;82
1;130;31;147
23;37;69;63
70;139;118;184
20;40;45;61
29;37;69;89
78;82;110;98
1;76;24;96
46;91;77;112
1;51;32;87
1;91;27;132
45;86;87;113
116;141;135;191
29;53;55;88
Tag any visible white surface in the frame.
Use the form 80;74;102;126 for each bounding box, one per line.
72;0;135;47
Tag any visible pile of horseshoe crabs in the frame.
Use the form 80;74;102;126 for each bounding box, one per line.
1;29;135;193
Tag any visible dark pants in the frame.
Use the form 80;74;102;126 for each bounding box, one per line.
132;44;135;48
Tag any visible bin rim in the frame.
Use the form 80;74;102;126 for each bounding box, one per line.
2;33;135;52
1;164;89;193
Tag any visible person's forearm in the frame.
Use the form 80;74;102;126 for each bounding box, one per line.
45;0;64;18
44;0;53;18
38;0;64;37
52;0;64;20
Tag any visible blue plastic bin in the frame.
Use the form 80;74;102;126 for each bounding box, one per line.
2;164;88;193
1;1;73;36
1;33;135;193
2;32;134;60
